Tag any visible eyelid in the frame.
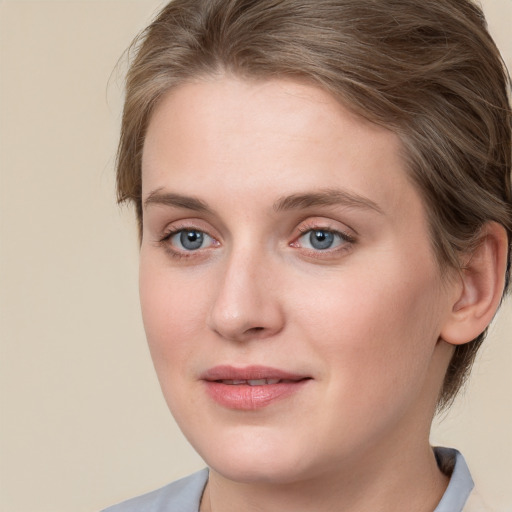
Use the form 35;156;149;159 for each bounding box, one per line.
294;228;354;247
290;219;356;256
295;218;356;241
158;218;219;241
154;217;355;260
170;229;214;250
158;222;221;258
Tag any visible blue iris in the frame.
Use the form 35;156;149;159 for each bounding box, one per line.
309;230;335;250
180;230;204;250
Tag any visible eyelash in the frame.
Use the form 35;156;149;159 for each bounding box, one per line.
157;223;356;259
158;226;218;259
293;224;356;256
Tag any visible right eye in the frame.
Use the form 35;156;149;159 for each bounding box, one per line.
168;229;215;251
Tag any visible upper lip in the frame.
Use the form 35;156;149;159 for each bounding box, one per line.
201;365;310;382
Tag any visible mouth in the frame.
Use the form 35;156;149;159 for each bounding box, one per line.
201;366;312;410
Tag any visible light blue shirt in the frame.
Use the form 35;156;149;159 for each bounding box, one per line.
102;447;476;512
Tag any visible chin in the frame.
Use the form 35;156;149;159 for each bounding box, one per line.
208;454;312;485
190;424;316;483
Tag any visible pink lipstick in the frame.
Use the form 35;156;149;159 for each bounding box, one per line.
201;365;311;410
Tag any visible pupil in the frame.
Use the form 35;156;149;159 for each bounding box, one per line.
310;230;334;250
180;230;204;250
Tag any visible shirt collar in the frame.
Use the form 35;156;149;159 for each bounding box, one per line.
433;447;474;512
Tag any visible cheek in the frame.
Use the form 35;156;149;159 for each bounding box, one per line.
139;261;206;371
294;261;445;394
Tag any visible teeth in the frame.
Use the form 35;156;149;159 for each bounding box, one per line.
220;379;282;385
247;379;269;386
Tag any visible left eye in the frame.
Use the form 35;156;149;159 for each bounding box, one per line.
170;229;213;251
297;229;347;250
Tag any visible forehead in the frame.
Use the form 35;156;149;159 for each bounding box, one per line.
142;76;421;221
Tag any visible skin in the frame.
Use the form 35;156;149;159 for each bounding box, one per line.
139;76;464;512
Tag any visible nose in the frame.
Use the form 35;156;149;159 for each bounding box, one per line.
207;248;285;342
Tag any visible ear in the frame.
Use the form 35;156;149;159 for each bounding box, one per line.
441;222;509;346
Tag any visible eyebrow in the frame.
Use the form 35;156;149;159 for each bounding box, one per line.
143;187;383;215
144;189;213;213
273;188;383;214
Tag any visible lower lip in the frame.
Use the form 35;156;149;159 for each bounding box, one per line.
204;380;310;410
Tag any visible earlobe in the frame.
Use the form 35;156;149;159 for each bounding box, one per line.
440;222;508;346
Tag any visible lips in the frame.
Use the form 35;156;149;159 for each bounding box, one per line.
201;365;311;410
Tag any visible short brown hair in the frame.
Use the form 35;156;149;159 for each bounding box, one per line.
117;0;512;408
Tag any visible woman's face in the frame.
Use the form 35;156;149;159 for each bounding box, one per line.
140;77;456;483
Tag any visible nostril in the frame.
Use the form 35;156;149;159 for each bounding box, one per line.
241;326;267;337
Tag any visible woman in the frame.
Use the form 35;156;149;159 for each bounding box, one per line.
103;0;512;510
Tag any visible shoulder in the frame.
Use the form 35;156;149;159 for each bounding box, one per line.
101;468;209;512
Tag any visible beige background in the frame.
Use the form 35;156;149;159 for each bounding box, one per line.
0;1;511;511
